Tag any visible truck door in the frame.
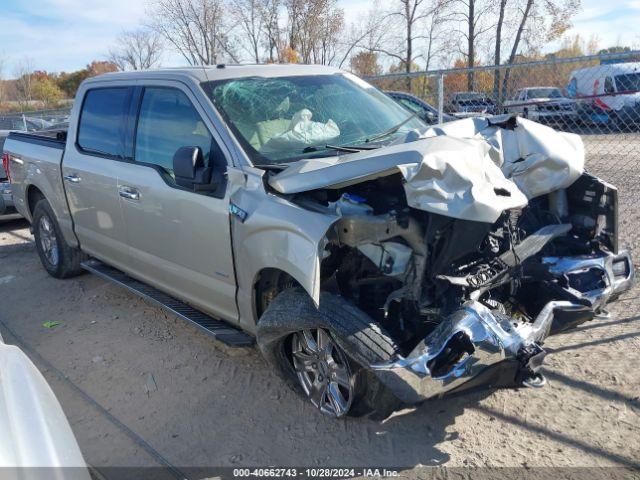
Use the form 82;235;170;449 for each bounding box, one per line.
62;86;131;270
115;83;238;323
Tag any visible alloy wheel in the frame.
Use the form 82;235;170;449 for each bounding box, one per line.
291;328;354;418
38;214;59;267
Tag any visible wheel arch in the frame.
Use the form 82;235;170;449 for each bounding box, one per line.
26;184;46;219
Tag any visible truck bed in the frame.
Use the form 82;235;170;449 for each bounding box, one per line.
2;129;73;239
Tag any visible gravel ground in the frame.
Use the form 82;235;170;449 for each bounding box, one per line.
0;135;639;478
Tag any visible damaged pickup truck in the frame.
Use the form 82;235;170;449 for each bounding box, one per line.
3;65;635;419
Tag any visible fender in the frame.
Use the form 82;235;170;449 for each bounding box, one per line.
229;178;337;329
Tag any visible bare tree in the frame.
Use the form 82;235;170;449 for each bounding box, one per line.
109;29;163;70
283;0;344;65
148;0;239;65
14;57;35;107
448;0;494;90
260;0;282;62
499;0;580;97
492;0;508;103
368;0;447;90
231;0;267;63
337;2;389;69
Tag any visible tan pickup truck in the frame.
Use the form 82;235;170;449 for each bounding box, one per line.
3;65;634;418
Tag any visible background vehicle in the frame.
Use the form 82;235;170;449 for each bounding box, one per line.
3;66;634;419
446;91;497;117
1;154;15;215
386;91;455;124
568;62;640;129
504;87;576;126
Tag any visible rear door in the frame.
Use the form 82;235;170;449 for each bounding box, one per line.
62;85;131;270
115;81;238;323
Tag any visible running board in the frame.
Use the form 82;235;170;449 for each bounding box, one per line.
81;259;254;347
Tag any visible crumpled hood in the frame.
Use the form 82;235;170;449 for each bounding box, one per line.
269;115;584;224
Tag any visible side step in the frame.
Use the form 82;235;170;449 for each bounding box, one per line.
81;259;254;347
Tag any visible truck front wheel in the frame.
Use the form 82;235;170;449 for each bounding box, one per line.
257;288;403;419
33;199;86;278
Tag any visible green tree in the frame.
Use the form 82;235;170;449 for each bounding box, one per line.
32;77;64;108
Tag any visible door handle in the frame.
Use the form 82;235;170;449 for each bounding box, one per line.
63;174;81;183
118;186;140;201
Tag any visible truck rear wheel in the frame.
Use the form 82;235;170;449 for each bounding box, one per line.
257;288;403;419
33;199;86;278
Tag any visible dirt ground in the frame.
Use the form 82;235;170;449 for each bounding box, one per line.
1;137;640;478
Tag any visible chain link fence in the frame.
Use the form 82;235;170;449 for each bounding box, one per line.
367;51;640;257
0;107;71;131
0;108;71;161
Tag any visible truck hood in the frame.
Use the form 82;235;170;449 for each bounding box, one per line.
269;115;584;223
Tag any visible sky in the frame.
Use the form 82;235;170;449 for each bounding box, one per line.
0;0;638;77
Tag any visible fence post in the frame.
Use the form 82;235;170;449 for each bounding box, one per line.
22;114;27;131
437;73;444;124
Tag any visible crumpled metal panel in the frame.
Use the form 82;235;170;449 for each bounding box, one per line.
395;136;527;222
269;115;584;224
420;115;585;199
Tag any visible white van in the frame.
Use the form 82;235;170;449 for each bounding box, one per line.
568;62;640;128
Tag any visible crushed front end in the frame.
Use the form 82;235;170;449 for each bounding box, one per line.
271;116;635;404
326;172;634;402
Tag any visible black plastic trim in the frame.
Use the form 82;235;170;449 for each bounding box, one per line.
7;131;65;150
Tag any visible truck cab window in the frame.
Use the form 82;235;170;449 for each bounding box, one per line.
77;88;129;157
135;88;213;175
604;77;615;94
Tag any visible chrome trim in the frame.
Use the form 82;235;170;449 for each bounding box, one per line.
372;300;582;403
118;186;140;201
542;250;635;310
371;250;635;404
63;174;81;183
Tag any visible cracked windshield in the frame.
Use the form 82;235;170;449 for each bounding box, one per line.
203;73;426;165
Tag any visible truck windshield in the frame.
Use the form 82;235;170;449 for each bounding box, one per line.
615;73;640;93
202;74;425;165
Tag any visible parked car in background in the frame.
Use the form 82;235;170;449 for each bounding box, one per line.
446;91;497;117
504;87;576;126
1;153;15;216
568;62;640;129
386;91;455;124
4;65;635;419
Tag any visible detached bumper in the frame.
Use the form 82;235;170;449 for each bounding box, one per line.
373;250;635;404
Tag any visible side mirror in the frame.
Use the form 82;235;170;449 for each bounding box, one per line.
173;146;216;192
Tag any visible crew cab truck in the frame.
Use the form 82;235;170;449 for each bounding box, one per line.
4;65;635;419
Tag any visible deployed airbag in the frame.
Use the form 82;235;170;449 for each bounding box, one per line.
261;109;340;154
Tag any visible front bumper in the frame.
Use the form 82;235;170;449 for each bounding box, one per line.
373;250;635;404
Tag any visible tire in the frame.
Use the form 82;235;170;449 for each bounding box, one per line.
32;198;86;278
257;288;403;419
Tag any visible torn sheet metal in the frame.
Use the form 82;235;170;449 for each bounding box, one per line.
268;115;584;223
419;115;585;198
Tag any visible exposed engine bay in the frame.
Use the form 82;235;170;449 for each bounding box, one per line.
262;115;635;401
296;172;621;353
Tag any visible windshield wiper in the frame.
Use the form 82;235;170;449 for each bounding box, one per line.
364;112;418;143
252;163;290;171
302;143;382;155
